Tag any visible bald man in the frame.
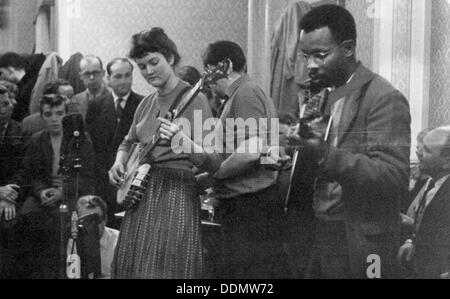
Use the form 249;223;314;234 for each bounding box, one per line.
72;55;111;120
398;126;450;279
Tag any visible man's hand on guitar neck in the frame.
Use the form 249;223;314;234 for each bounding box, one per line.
286;120;330;167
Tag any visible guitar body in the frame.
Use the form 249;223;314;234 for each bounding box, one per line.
117;143;144;205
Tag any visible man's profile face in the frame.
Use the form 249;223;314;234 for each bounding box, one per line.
417;130;449;174
299;27;349;89
108;61;133;98
210;77;228;98
79;59;105;92
41;103;66;134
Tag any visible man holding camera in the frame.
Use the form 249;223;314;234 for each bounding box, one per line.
289;5;411;278
76;195;119;279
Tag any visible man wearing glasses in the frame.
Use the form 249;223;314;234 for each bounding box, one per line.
288;5;411;278
73;55;111;121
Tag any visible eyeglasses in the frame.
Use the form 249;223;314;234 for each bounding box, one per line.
301;40;350;64
80;70;103;78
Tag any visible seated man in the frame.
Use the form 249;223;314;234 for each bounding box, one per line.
398;126;450;279
0;83;22;278
21;79;75;138
0;82;22;210
12;94;95;278
76;195;119;279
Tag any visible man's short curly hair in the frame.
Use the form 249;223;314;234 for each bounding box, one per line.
300;4;357;44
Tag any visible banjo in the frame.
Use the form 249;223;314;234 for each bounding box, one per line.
117;61;229;210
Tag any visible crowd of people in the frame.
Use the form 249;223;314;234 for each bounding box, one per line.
0;4;449;279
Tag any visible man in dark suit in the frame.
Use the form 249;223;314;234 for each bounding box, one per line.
398;126;450;279
86;58;144;228
0;83;22;278
289;5;411;278
72;55;111;120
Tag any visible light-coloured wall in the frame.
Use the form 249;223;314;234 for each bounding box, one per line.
430;0;450;128
58;0;248;95
345;0;374;69
0;0;36;54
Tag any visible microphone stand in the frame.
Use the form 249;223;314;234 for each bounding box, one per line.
58;136;83;279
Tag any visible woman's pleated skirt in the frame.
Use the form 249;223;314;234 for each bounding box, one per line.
112;167;203;279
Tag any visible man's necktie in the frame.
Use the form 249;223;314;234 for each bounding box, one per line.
116;98;124;121
414;178;436;233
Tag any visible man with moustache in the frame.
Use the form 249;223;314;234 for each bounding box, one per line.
288;5;411;278
86;58;143;228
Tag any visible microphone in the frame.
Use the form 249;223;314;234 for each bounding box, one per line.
62;113;85;148
63;113;84;139
60;113;86;175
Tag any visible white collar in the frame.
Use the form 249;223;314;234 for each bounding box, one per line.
346;72;356;85
430;174;450;190
113;91;131;104
100;227;119;249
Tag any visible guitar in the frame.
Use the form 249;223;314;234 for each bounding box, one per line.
283;81;331;214
117;60;229;210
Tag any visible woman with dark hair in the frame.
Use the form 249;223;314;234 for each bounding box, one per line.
109;28;212;279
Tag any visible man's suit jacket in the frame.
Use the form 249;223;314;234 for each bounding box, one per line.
0;120;23;186
21;113;46;138
319;63;411;277
72;86;111;121
85;91;144;170
85;91;143;215
414;177;450;279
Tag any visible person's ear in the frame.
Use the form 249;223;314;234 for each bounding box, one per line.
168;55;175;67
343;40;356;58
442;157;450;171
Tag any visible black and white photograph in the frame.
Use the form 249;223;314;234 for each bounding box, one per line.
0;0;449;283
